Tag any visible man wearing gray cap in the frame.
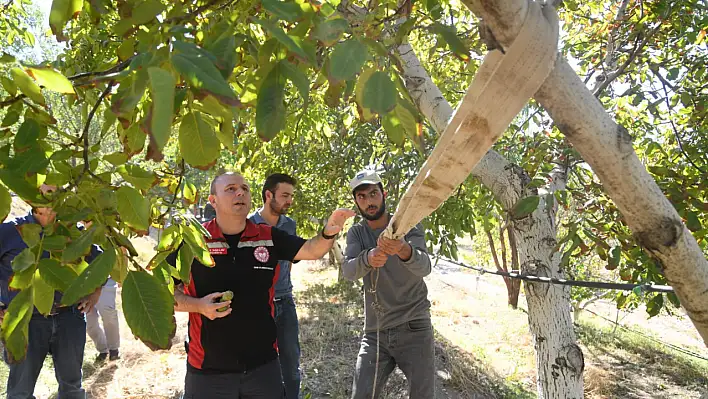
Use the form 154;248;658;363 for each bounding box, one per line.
342;169;434;398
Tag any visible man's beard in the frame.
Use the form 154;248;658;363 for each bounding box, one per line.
358;200;386;221
269;199;290;215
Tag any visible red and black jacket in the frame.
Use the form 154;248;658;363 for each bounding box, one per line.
174;219;305;373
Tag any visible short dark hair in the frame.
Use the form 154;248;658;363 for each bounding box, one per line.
210;172;241;195
353;182;384;197
262;173;297;203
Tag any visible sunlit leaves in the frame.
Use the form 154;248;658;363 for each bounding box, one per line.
116;186;151;233
10;68;45;105
38;258;77;292
61;246;116;306
26;67;75;94
178;112;220;170
49;0;83;41
61;225;97;263
1;288;33;363
312;17;349;46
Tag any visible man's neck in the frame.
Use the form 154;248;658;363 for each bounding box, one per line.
260;205;280;227
366;213;389;230
216;215;247;235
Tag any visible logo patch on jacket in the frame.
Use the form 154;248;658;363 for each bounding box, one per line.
254;246;270;263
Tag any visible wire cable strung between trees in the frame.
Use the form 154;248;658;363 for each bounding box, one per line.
433;255;675;293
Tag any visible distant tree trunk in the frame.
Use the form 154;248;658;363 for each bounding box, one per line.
328;241;345;281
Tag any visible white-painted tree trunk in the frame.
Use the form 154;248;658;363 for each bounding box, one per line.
396;41;584;398
462;0;708;345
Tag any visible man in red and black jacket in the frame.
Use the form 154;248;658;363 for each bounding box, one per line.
169;172;354;399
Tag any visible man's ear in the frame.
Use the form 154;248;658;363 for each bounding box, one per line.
383;191;388;198
208;194;216;206
265;190;273;202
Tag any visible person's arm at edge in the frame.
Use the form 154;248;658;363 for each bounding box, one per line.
294;208;355;260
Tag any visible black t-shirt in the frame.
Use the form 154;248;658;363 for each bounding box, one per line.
170;219;306;373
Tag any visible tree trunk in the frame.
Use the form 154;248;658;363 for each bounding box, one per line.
328;241;345;281
462;0;708;345
396;39;584;398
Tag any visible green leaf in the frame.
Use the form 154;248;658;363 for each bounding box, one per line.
117;164;158;192
1;287;33;363
61;226;97;263
686;210;702;232
0;184;11;222
176;244;194;285
1;76;17;96
312;18;349;46
26;67;75;94
131;0;165;25
103;152;129;166
43;235;69;251
256;66;287;141
182;224;214;267
607;246;621;270
172;51;239;106
18;224;42;248
328;39;368;82
646;294;663;317
667;292;681;308
254;19;311;63
354;68;376;121
432;23;470;62
362;71;397;114
111;249;128;284
38;258;77;292
183;181;198;204
8;145;50;175
425;0;443;20
122;270;176;350
147;250;172;270
116;186;151;233
33;271;54;316
147;67;176;156
120;124;146;157
10;67;45;106
157;225;182;252
262;0;303;22
179;112;220;170
382;111;405;147
280;60;309;106
14;119;41;151
61;246;117;306
2;111;19;127
12;248;36;273
511;195;540;219
49;0;83;41
0;170;44;204
394;102;423;151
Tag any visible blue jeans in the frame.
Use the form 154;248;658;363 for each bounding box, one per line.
351;318;435;399
274;295;301;399
5;307;87;399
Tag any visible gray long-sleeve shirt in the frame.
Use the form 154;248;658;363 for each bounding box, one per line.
342;219;432;332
